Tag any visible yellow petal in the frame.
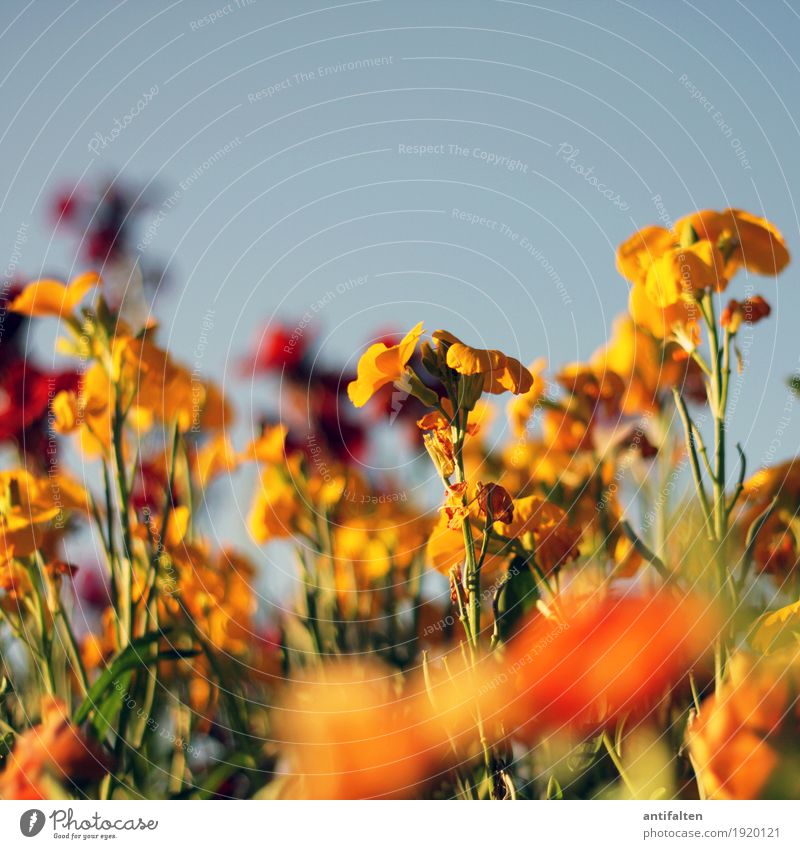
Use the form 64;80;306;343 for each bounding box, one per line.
9;272;100;318
347;322;423;407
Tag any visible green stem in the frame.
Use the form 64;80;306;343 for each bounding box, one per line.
602;730;636;797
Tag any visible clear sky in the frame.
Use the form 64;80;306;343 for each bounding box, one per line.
3;0;800;576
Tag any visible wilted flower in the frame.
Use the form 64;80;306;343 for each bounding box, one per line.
721;295;771;333
476;482;514;524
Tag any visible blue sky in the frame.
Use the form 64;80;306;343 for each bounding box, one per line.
2;0;800;579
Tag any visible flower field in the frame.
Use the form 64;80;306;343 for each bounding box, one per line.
1;203;798;801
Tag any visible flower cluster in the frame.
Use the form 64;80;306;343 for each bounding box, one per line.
0;204;799;802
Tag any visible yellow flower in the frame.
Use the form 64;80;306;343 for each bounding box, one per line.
193;434;238;489
333;522;392;588
441;482;469;529
51;390;81;432
0;470;89;561
674;208;790;277
426;512;507;577
9;272;101;318
248;466;299;543
590;315;683;415
348;322;424;407
628;281;701;341
616;225;675;285
644;240;727;307
435;331;533;395
242;424;288;464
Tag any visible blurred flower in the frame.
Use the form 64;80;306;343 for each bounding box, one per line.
248;465;300;544
9;272;100;319
0;698;113;799
687;651;800;799
590;315;685;415
739;459;800;578
498;593;718;735
275;662;445;799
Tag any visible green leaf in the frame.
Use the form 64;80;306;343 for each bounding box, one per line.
73;631;197;725
546;775;563;800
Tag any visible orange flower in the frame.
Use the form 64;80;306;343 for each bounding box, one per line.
426;511;508;577
590;315;684;415
274;662;445;799
498;593;718;736
248;466;300;543
493;495;580;574
0;698;113;799
674;208;790;277
687;652;800;799
348;323;424;407
9;272;100;318
616;225;675;285
644;241;727;307
740;459;800;578
434;330;534;395
192;434;238;489
628;281;701;342
241;423;288;464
